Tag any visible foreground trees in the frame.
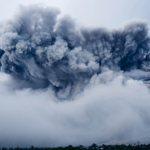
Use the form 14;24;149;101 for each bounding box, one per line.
1;144;150;150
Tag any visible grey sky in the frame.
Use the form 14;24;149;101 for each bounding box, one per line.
0;0;150;28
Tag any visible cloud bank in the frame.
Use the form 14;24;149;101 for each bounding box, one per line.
0;5;150;147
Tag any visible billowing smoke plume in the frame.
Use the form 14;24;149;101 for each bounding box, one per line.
1;4;150;148
1;5;150;99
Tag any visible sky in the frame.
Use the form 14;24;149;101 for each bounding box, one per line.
1;0;150;148
0;0;150;28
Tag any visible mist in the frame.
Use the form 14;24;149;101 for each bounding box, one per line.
0;71;150;147
0;4;150;147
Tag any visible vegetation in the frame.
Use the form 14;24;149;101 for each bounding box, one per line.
1;143;150;150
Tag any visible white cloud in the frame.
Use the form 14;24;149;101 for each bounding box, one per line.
0;71;150;147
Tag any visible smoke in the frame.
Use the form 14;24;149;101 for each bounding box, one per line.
1;5;150;99
1;4;150;147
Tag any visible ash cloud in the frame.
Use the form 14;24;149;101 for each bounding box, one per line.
0;5;150;99
1;4;150;147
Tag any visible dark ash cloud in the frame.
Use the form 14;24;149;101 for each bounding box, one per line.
0;5;150;99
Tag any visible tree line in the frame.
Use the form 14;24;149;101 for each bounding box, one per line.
1;143;150;150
